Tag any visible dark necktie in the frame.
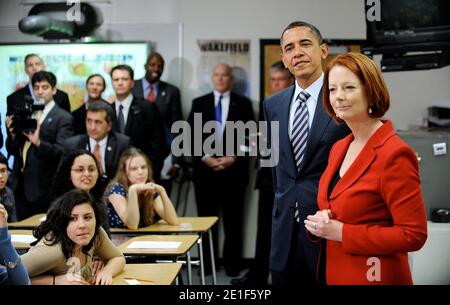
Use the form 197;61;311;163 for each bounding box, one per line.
118;104;125;133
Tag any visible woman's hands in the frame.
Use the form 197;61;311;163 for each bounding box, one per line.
131;182;166;196
91;268;113;285
304;209;344;242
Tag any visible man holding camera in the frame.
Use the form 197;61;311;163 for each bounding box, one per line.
6;71;73;220
6;54;71;115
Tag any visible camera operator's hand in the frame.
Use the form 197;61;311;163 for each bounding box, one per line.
5;116;15;139
23;123;41;147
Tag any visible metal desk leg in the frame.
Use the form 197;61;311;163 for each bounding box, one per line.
208;230;217;285
198;236;205;285
187;251;192;285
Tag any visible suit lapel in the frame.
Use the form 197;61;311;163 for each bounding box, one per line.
40;105;58;129
155;81;165;107
329;121;394;199
329;139;376;200
125;98;138;134
105;133;115;175
278;87;298;178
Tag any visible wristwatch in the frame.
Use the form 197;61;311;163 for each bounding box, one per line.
4;257;21;269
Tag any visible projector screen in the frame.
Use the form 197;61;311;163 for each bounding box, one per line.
0;42;149;154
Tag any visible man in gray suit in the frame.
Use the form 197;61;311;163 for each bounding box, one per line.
63;101;130;193
132;52;183;192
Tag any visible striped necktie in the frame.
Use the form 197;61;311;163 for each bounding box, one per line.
291;91;310;171
291;91;310;223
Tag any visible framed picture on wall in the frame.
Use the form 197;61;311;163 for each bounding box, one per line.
260;39;366;101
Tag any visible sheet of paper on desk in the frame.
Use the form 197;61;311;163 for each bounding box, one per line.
11;235;37;243
127;241;181;249
124;279;141;285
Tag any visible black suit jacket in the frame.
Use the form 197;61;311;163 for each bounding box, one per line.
6;104;74;203
264;85;350;274
63;131;130;182
132;79;183;130
187;92;255;186
6;84;71;115
111;96;167;178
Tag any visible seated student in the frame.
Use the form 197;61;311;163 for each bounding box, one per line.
106;147;177;229
22;189;125;285
0;153;17;223
0;203;30;285
49;150;110;234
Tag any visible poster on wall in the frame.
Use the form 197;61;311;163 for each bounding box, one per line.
196;39;251;98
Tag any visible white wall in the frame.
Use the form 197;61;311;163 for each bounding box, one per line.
1;0;449;258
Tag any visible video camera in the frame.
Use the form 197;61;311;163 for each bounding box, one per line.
11;95;45;133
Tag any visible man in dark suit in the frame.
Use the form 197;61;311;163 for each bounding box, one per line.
6;54;71;115
63;101;130;193
132;52;183;193
264;21;350;286
109;65;167;181
6;71;73;220
188;63;255;276
232;61;294;285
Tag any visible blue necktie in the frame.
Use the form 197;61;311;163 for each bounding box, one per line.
291;91;310;223
215;95;223;144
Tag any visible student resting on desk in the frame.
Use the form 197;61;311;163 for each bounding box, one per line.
106;147;178;229
0;203;30;285
22;189;125;285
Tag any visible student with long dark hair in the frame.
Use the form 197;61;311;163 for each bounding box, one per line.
49;150;110;234
22;189;125;285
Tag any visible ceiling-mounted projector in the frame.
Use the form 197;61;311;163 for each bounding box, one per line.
18;2;103;40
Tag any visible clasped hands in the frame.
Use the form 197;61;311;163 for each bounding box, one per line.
132;182;165;196
304;209;343;242
203;156;236;171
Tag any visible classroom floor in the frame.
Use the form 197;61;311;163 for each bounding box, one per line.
178;264;251;285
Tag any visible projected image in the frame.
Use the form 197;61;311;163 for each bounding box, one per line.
1;42;149;111
0;42;149;153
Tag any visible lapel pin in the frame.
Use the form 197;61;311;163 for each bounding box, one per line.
107;146;112;151
162;91;166;97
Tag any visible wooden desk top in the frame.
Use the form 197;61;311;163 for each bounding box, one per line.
9;230;35;250
112;263;181;285
118;235;198;256
9;213;46;229
111;216;219;234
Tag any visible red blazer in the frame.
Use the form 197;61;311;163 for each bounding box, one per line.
317;120;427;285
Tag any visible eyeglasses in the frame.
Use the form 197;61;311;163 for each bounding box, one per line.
71;167;97;174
